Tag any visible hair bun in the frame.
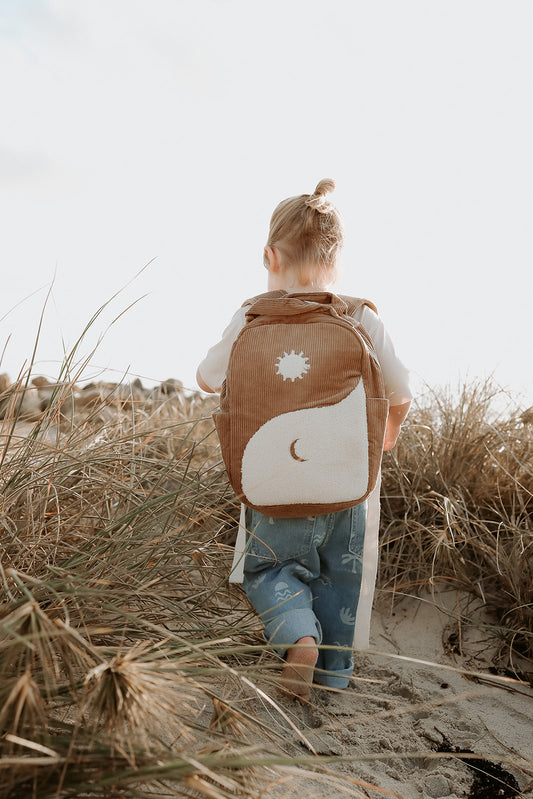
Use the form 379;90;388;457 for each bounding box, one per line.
313;178;335;197
305;178;336;214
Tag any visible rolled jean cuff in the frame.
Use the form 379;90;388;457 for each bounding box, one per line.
263;608;322;655
314;662;354;690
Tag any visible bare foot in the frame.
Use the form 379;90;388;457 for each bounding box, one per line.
278;636;318;700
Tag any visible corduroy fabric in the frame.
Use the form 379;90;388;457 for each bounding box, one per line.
213;292;388;517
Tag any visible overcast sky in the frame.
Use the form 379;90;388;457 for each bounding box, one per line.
1;1;531;404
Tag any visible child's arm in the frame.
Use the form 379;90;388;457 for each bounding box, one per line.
383;401;410;451
196;307;247;395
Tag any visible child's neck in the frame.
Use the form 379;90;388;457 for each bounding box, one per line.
266;264;333;294
284;283;329;294
279;278;331;294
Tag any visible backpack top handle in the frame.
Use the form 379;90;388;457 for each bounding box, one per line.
245;292;348;323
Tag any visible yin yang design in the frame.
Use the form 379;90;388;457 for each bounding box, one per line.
241;381;369;506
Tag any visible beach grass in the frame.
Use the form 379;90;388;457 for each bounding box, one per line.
0;341;531;796
379;379;532;671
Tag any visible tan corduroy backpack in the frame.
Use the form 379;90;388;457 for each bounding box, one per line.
214;291;389;518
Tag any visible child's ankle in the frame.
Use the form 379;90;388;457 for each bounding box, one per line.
278;637;319;700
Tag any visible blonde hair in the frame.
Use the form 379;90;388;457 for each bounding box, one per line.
265;178;343;286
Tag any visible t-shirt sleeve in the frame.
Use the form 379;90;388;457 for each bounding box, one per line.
197;306;247;393
354;304;413;406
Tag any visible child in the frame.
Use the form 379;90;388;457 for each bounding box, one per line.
197;179;411;698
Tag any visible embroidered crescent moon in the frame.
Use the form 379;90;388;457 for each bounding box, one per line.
289;439;306;462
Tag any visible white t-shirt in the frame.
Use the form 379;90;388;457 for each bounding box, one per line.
198;299;412;406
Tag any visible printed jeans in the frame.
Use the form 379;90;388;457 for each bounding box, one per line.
242;504;366;689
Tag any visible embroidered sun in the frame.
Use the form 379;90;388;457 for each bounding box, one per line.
275;350;311;382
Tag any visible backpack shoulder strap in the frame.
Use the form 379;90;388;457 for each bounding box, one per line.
335;294;378;316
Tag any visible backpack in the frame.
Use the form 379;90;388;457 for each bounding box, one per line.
213;290;389;518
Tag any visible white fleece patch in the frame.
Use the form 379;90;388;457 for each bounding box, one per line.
241;381;369;506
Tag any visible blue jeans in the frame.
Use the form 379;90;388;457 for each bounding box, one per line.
242;504;366;689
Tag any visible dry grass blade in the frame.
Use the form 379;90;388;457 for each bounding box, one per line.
80;640;197;756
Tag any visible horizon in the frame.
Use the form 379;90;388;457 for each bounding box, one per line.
1;1;531;404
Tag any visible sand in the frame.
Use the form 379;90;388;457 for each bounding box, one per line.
246;589;533;799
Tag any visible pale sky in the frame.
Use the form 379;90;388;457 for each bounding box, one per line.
1;1;531;403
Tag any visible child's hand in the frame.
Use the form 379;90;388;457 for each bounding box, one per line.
383;401;411;451
383;423;401;451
